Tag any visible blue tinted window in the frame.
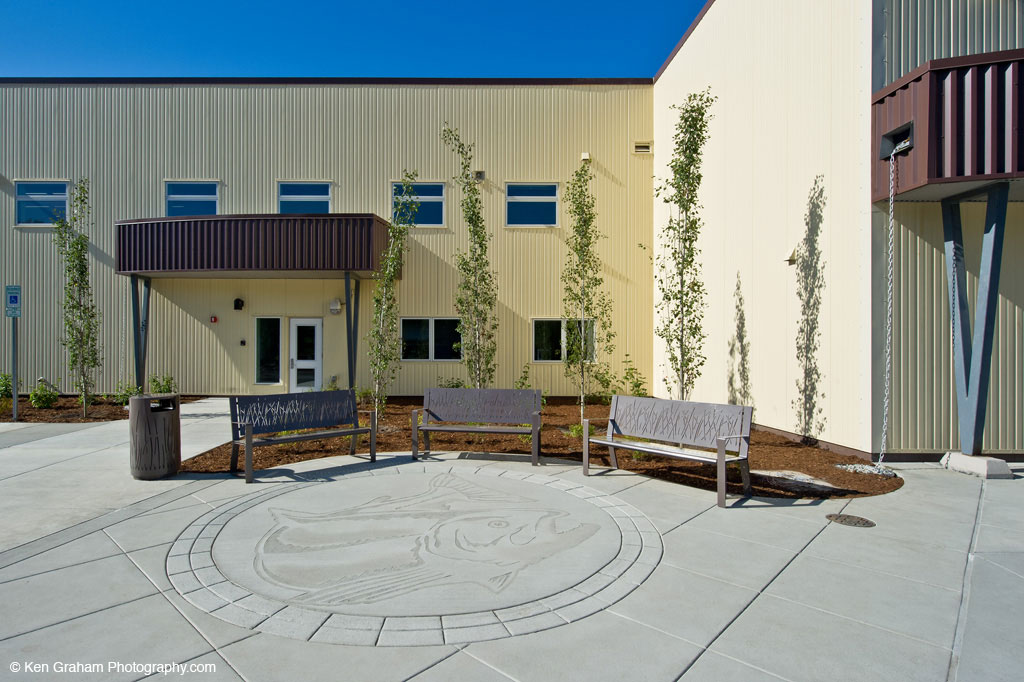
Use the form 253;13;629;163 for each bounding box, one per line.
506;183;557;226
280;200;330;214
507;184;557;197
393;182;444;197
15;182;67;225
166;182;218;216
167;200;217;217
414;201;444;226
166;182;217;196
508;201;557;226
280;183;330;197
393;182;444;226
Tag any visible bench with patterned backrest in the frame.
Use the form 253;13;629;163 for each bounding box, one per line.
583;395;752;508
411;387;543;465
229;389;376;483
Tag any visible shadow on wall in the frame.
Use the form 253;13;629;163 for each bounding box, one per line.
793;175;827;443
727;271;753;412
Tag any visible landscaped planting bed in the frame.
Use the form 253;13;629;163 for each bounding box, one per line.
181;397;903;499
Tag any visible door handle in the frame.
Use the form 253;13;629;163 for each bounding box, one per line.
289;358;295;369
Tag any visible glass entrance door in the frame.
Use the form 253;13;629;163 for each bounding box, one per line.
289;318;322;392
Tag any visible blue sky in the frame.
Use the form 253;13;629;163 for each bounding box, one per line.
1;0;706;78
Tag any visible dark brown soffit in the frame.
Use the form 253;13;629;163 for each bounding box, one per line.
872;47;1024;102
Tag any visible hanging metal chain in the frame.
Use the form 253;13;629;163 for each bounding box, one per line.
880;149;897;464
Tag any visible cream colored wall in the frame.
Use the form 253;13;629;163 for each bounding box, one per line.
883;202;1023;454
653;0;876;452
0;84;653;396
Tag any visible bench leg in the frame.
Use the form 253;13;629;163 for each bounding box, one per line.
608;446;618;470
244;424;254;485
582;419;590;476
740;459;751;496
411;411;418;460
531;414;541;466
716;438;727;508
423;430;430;454
230;443;239;473
349;433;357;456
370;411;377;463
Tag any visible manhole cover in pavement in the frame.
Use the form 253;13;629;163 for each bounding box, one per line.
167;468;663;646
826;513;876;528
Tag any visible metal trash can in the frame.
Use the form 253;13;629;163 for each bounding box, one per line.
129;394;181;480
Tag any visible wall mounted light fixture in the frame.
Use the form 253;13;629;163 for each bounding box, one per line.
233;298;245;310
329;298;343;315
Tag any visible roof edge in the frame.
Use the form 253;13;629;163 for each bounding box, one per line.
653;0;718;82
0;76;652;86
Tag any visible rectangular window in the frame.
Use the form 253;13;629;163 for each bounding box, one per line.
393;182;444;227
507;183;557;226
166;182;218;217
255;317;282;384
15;182;68;225
279;182;330;214
533;319;595;362
401;318;462;361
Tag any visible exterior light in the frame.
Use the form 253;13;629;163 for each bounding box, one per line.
233;298;244;310
473;170;485;183
329;298;343;315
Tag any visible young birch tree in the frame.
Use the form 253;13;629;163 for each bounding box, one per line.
367;170;418;412
441;124;498;388
52;179;102;417
655;88;715;400
562;158;614;424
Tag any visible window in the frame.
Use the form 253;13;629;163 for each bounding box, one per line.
166;182;218;217
393;182;445;227
401;318;461;360
533;319;595;362
279;182;330;214
255;317;282;383
15;182;68;225
506;183;557;226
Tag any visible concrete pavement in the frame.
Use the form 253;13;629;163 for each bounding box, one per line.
0;399;1020;681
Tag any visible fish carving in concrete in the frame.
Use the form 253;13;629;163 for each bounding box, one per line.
254;473;600;605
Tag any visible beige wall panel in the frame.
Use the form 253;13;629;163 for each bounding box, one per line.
885;202;1023;454
653;0;875;452
1;83;652;397
874;0;1024;89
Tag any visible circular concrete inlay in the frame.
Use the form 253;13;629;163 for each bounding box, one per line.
167;467;662;646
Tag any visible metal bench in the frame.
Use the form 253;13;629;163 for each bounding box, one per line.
411;387;543;465
583;395;752;507
229;390;376;483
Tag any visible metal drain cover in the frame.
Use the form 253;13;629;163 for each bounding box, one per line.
826;513;875;528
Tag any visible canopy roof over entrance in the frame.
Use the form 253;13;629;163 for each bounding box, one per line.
115;213;392;278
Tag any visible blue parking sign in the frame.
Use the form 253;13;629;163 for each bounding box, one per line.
5;285;21;318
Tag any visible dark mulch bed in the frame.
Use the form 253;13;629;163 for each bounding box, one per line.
181;397;902;499
1;395;204;423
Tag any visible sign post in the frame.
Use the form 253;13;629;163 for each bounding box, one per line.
5;285;21;422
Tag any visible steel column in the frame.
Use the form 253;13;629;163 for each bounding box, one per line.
130;275;152;390
344;273;361;390
941;182;1009;455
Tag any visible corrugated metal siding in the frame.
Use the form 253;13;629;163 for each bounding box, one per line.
886;202;1023;453
0;84;653;397
876;0;1024;90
